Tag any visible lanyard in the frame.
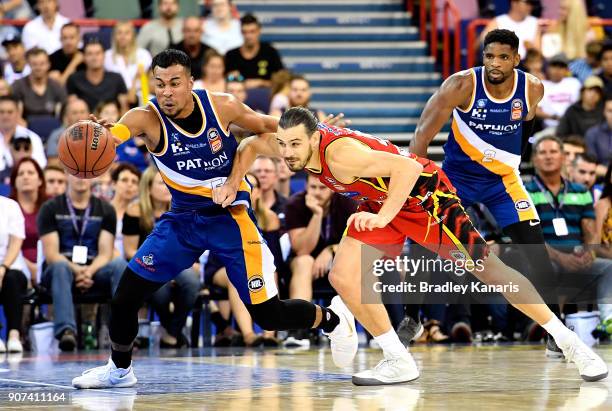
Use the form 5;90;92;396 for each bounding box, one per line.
66;195;91;245
534;176;569;214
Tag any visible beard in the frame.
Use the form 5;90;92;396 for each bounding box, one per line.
485;69;508;84
285;146;312;172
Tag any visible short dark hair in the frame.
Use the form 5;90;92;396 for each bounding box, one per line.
83;39;104;52
241;13;260;27
483;29;519;53
151;49;191;75
279;107;319;135
533;135;563;154
0;95;19;107
25;47;48;60
61;22;79;34
290;74;309;85
599;41;612;61
563;135;586;150
574;153;598;166
111;162;142;183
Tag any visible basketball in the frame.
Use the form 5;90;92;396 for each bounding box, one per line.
58;120;116;179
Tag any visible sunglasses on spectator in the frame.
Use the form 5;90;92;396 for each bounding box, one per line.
11;140;31;151
226;74;245;82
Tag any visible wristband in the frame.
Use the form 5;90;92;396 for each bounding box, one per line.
111;123;131;143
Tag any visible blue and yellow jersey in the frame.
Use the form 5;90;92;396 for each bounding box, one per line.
443;66;529;181
148;89;251;210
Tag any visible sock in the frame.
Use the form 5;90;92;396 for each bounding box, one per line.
318;307;340;333
111;348;132;369
375;328;410;360
542;316;572;346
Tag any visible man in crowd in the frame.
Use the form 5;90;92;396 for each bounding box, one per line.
46;98;89;159
2;35;30;85
137;0;183;56
44;164;67;197
171;17;210;80
49;23;86;86
22;0;70;54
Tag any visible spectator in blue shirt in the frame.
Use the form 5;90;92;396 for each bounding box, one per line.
584;93;612;177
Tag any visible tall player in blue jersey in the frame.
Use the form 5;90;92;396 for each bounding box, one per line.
71;50;357;389
411;30;562;351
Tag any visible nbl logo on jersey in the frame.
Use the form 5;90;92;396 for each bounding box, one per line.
207;128;223;153
511;99;523;121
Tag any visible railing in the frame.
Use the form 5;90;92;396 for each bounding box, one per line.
466;17;612;68
442;0;461;78
0;18;149;28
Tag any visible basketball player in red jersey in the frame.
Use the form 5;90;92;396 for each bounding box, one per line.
214;107;608;385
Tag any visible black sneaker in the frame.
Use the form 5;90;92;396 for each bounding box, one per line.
59;329;77;351
545;334;564;359
451;322;472;343
397;316;424;346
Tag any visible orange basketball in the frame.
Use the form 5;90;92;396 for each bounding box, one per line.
58;120;116;179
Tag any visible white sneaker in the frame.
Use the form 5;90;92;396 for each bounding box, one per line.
352;354;420;386
7;339;22;353
0;339;6;353
324;296;358;367
72;359;138;389
558;332;608;382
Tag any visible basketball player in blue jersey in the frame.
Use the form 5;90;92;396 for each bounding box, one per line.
411;29;563;353
71;50;357;389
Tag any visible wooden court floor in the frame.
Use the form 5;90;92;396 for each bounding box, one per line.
0;343;610;410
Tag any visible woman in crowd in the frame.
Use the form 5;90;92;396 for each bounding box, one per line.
269;70;292;117
110;163;140;258
201;0;242;54
122;166;200;348
193;49;226;92
10;158;46;283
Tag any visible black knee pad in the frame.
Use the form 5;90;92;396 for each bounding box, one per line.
246;298;283;330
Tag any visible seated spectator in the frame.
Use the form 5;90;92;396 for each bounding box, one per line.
1;35;31;85
275;156;295;197
0;0;33;19
0;79;10;96
0;96;47;175
225;76;250;139
110;163;140;258
121;166;199;348
584;93;612;177
570;153;602;202
481;0;540;58
225;14;284;89
104;21;152;94
95;100;148;171
46;98;89;159
0;196;30;353
598;42;612;95
2;135;34;185
251;156;288;224
561;134;585;178
193;49;226;92
91;169;113;202
137;0;183;57
595;162;612;259
272;75;327;121
202;0;242;55
21;0;70;55
171;16;211;80
537;54;581;130
569;41;603;83
541;0;598;60
283;174;357;347
526;136;612;324
269;69;292;116
12;47;66;121
44;164;66;197
38;174;121;351
49;23;85;86
10;158;47;282
67;40;128;113
556;76;604;138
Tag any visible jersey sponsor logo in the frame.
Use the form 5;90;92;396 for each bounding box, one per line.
248;275;265;292
207;128;223;153
468;121;519;133
176;152;229;171
471;108;487;120
476;99;487;108
511;99;523;121
514;199;532;211
135;253;156;272
338;191;360;198
323;176;346;191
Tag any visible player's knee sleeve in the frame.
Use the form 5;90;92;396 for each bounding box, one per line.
503;220;546;245
246;297;317;331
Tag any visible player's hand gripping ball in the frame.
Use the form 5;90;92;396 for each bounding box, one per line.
58;120;116;179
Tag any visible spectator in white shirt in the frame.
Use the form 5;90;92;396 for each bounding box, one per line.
104;21;152;92
537;53;581;129
1;35;30;85
21;0;70;54
481;0;540;58
202;0;243;55
0;96;47;177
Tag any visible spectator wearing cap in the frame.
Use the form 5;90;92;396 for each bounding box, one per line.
1;35;31;85
171;16;211;80
201;0;243;55
537;53;581;129
599;42;612;96
0;96;47;180
480;0;540;58
569;41;603;83
137;0;183;57
48;23;86;86
0;135;33;183
584;93;612;177
12;47;67;121
21;0;70;55
225;14;284;89
557;76;605;138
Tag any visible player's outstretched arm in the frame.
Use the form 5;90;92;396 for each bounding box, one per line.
327;139;423;231
411;71;474;157
89;106;155;146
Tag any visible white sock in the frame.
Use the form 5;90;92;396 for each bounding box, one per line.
542;316;572;346
374;329;410;360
